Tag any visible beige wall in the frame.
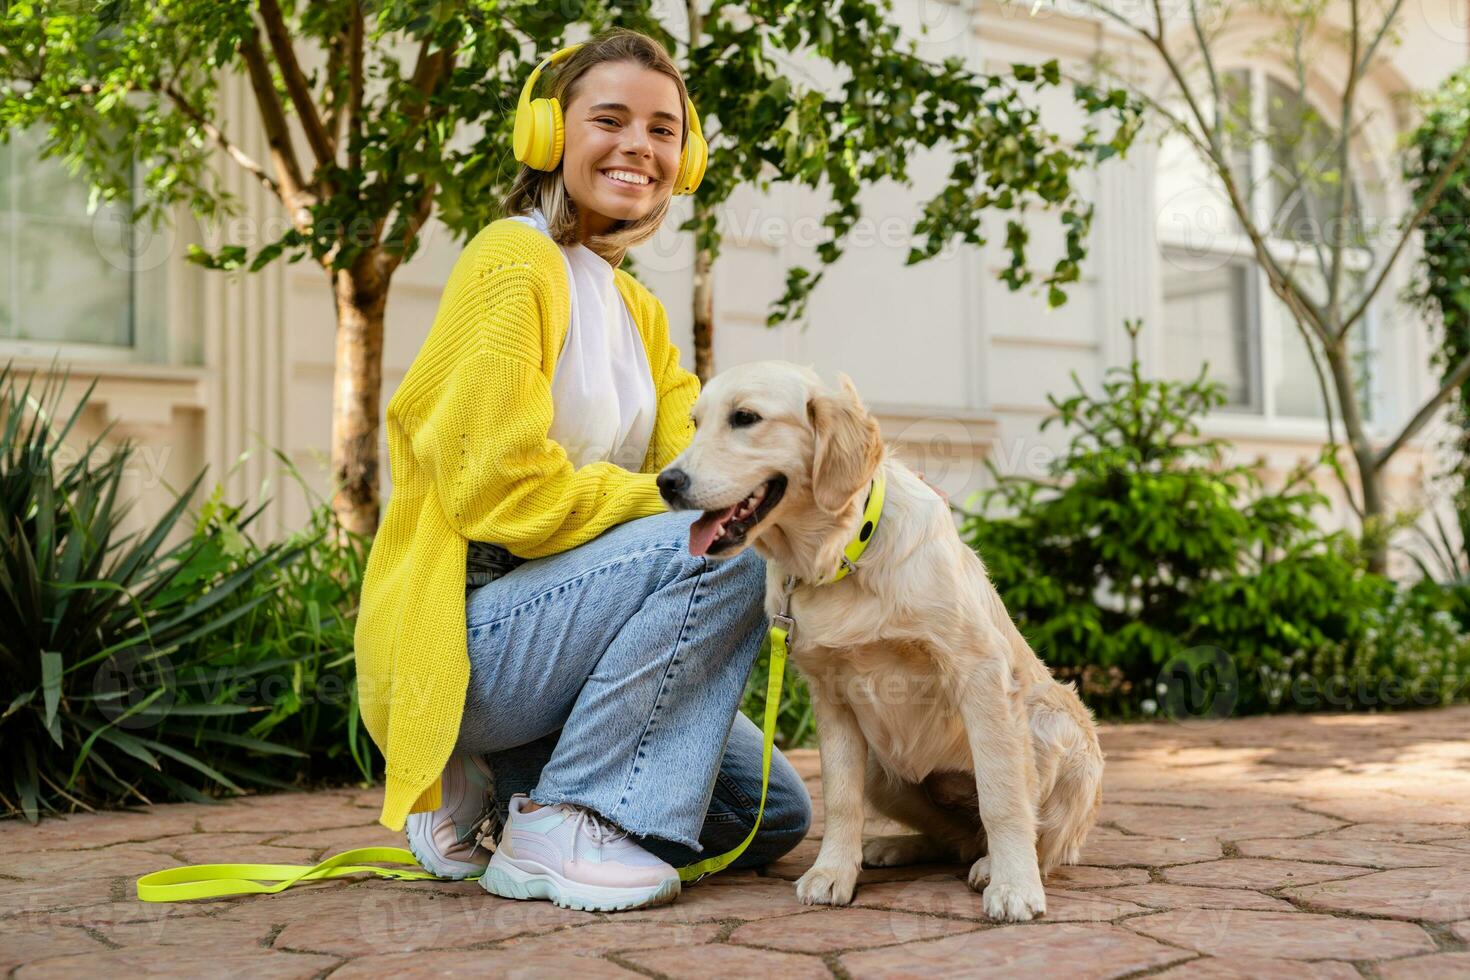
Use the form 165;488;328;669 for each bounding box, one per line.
13;0;1465;565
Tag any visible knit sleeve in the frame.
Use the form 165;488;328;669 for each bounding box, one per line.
640;293;701;472
392;259;666;560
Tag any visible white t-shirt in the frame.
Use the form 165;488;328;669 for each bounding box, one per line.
509;208;657;472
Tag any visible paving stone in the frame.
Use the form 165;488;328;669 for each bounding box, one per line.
844;873;1134;921
1153;955;1360;977
1283;867;1470;922
1378;952;1470;979
266;823;404;854
8;705;1470;975
1235;837;1470;869
493;920;721;955
618;877;812;924
5;899;213;931
1125;908;1436;960
100;911;279;948
1;923;110;975
840;922;1189;978
0;807;203;851
1315;822;1470;844
140;840;320;866
624;943;831;979
1080;834;1224;867
1103;788;1292;809
193;790;378;833
1104;883;1295;911
15;947;338;979
1047;865;1151;889
1102;804;1341;840
269;888;590;955
1163;858;1369;890
730;906;978;952
330;949;643;978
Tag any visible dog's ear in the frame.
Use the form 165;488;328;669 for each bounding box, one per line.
807;373;883;514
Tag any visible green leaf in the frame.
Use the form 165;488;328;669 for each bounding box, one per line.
41;651;64;748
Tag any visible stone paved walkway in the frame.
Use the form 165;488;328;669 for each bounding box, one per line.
5;707;1470;978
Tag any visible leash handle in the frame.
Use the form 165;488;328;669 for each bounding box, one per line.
135;633;789;901
135;847;441;902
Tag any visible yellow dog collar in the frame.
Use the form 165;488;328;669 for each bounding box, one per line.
820;470;887;585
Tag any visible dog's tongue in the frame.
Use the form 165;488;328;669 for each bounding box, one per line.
689;504;740;557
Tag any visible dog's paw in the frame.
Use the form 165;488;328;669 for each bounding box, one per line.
863;834;948;868
966;855;991;890
795;863;859;906
979;868;1046;922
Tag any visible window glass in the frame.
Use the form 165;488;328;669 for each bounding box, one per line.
2;126;147;350
1266;77;1363;246
1162;256;1255;409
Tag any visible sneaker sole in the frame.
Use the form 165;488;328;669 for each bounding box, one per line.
480;855;680;912
405;823;488;881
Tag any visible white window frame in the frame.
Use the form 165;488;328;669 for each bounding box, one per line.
0;125;177;366
1156;65;1382;435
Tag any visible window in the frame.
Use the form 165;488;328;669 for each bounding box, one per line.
1156;68;1377;424
0;126;169;361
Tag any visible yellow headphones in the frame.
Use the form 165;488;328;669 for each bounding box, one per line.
513;43;708;196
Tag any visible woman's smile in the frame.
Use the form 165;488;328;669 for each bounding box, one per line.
600;167;655;191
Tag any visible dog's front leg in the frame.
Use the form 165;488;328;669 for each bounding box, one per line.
946;646;1046;922
795;676;866;906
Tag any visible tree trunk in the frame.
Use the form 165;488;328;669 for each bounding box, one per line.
691;198;716;383
331;265;386;537
1324;338;1388;574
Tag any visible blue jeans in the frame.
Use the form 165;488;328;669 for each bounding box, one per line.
456;509;811;871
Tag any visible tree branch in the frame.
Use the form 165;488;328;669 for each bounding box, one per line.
1376;347;1470;467
1326;0;1360;331
1343;120;1470;331
238;23;314;225
163;84;279;198
347;0;363;173
257;0;335;168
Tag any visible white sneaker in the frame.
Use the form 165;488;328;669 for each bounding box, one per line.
405;752;499;879
480;794;681;911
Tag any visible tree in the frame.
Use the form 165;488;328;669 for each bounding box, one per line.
1072;0;1470;573
2;0;1136;533
1406;66;1470;577
667;1;1141;380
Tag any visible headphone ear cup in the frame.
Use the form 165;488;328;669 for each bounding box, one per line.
515;96;565;171
674;128;708;195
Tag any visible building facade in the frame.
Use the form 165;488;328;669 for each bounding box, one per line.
5;0;1466;554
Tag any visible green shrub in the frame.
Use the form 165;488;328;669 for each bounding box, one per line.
0;365;371;821
959;324;1469;719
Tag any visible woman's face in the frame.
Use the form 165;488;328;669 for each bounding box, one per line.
561;60;684;241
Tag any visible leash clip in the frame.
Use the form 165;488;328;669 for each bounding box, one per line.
771;612;795;648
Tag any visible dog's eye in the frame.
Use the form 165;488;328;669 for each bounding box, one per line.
729;409;761;429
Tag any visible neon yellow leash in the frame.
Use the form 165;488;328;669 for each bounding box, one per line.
135;472;885;902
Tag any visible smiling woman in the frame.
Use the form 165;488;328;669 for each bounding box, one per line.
353;29;808;916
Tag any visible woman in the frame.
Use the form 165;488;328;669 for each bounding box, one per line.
354;29;811;914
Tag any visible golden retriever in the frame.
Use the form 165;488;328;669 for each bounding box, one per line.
657;360;1103;921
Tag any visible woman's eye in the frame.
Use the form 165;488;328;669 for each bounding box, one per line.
729;409;761;428
596;117;620;126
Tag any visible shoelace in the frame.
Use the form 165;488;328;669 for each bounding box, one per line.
457;801;501;855
567;804;630;864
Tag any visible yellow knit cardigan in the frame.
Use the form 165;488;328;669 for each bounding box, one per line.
354;217;700;831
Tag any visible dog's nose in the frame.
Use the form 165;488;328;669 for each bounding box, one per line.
657;468;690;503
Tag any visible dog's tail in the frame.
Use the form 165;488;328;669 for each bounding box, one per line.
1034;692;1104;874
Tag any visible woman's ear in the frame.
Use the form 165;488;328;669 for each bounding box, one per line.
807;373;884;514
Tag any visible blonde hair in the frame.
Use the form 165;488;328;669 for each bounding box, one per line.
501;29;689;269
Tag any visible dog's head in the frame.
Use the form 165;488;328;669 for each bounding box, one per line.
658;360;884;558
